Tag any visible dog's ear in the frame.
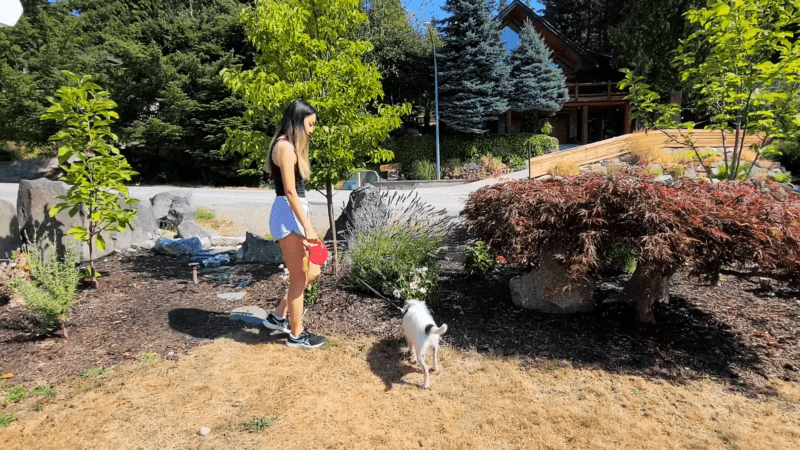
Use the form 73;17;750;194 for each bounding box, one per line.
401;301;410;315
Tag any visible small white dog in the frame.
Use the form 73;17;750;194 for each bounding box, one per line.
401;299;448;389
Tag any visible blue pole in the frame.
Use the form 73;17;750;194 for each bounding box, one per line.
434;50;441;180
429;22;441;180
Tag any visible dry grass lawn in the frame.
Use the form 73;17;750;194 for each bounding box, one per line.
2;336;799;450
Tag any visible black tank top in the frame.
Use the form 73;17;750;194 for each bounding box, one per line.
269;139;306;197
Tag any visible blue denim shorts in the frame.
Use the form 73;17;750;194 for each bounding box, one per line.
269;196;311;242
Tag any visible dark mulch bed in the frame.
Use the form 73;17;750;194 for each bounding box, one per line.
1;243;799;399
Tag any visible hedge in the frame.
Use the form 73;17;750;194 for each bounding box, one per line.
382;133;557;170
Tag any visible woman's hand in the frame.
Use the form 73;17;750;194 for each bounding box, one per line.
304;227;319;244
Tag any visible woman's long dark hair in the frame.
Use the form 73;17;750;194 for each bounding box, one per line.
267;99;316;180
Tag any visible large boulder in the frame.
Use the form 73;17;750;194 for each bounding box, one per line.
151;190;192;225
177;220;218;241
509;251;596;314
239;232;282;263
16;178;79;261
168;202;195;226
324;184;388;241
129;198;159;245
16;178;139;262
0;199;21;259
153;237;203;256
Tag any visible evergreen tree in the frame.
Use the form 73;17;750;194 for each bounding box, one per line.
358;0;432;120
437;0;510;133
509;21;567;113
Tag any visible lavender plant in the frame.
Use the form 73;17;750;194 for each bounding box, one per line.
344;191;453;304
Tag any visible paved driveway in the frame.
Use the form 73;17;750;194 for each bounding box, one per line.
0;170;528;237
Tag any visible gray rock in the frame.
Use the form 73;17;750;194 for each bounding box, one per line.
151;190;192;220
153;237;203;256
0;199;21;259
652;174;673;183
204;246;239;255
211;236;245;247
711;178;721;184
324;184;389;241
167;203;195;227
130;199;159;245
217;292;246;301
16;178;79;261
239;232;282;263
15;178;141;262
177;220;218;240
139;240;156;250
509;251;596;314
200;236;211;250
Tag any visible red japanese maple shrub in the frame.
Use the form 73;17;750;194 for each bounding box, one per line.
463;172;800;323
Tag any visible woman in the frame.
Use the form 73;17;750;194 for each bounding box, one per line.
263;99;325;348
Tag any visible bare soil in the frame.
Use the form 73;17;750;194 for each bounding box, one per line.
1;241;800;449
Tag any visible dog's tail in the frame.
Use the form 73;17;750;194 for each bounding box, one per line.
424;324;448;336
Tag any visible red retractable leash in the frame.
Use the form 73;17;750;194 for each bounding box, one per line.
301;239;327;285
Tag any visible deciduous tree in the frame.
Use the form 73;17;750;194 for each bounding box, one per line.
620;0;800;180
220;0;410;266
42;71;139;288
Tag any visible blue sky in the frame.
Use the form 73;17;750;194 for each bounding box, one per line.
402;0;545;50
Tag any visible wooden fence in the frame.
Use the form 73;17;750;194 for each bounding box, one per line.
527;129;765;179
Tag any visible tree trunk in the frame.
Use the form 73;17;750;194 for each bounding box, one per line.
326;180;339;274
623;262;674;324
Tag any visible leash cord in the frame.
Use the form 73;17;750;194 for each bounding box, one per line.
351;274;404;313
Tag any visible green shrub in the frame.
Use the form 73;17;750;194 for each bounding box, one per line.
0;413;14;428
304;278;319;306
464;241;496;275
345;224;443;303
773;172;792;183
343;192;453;304
509;154;528;169
383;133;555;171
610;246;637;274
411;159;437;180
712;163;752;180
775;138;800;171
11;238;81;336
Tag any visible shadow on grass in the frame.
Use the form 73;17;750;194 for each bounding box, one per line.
365;337;420;391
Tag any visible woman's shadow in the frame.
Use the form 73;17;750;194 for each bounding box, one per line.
167;308;286;345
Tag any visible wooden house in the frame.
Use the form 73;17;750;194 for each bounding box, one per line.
496;1;632;145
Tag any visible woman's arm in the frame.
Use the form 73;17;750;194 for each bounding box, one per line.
273;140;319;241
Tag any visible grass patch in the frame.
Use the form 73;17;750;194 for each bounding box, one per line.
32;384;55;397
80;367;111;377
196;207;216;222
0;413;14;428
242;417;274;432
138;352;158;361
3;383;27;403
